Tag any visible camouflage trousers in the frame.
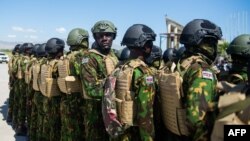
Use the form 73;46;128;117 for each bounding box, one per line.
7;78;15;121
45;96;61;141
60;93;85;141
35;92;46;141
84;100;109;141
26;83;34;136
12;79;21;127
29;91;39;141
17;79;27;126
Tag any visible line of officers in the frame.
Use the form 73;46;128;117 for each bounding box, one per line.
6;19;250;141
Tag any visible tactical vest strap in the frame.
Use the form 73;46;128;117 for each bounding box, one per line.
17;59;23;79
89;49;118;75
32;62;40;91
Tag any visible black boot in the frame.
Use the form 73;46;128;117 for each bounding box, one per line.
15;124;27;136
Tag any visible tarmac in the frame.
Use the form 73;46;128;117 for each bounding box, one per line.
0;63;27;141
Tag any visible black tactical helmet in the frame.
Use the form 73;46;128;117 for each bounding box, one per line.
45;38;65;55
121;24;156;48
145;45;162;65
176;46;186;60
12;44;21;54
226;34;250;58
180;19;222;46
163;47;177;63
36;43;47;57
32;44;40;56
119;47;130;61
19;43;34;55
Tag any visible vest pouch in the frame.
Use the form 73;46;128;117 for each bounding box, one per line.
116;91;135;126
17;66;23;79
120;100;134;126
58;76;82;94
25;70;30;84
46;78;61;97
32;64;40;91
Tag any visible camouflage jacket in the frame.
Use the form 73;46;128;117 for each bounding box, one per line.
130;59;156;140
179;54;218;140
80;49;118;99
66;49;88;76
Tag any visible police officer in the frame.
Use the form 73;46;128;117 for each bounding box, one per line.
15;43;34;136
80;20;118;141
25;44;39;139
7;44;21;123
115;24;157;141
172;19;222;140
224;34;250;84
211;34;250;141
40;38;64;141
30;43;48;141
59;28;89;141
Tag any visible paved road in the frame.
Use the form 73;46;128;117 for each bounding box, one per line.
0;63;27;141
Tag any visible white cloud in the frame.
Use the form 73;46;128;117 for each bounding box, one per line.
12;26;37;33
29;35;38;39
24;35;38;39
12;26;24;32
55;27;66;33
7;34;16;38
26;28;37;33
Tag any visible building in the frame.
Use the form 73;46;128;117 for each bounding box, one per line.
160;16;184;50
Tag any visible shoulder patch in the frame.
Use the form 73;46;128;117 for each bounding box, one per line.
81;57;89;64
202;71;213;80
145;76;154;84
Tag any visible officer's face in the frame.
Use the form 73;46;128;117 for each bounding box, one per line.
95;32;114;50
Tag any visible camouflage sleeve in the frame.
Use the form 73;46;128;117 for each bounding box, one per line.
183;65;218;140
80;53;106;99
12;56;19;73
133;68;155;140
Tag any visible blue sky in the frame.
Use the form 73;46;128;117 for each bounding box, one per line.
0;0;249;49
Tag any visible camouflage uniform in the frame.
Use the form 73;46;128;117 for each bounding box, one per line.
60;50;86;141
179;54;218;140
25;55;37;138
41;38;64;141
7;53;19;123
12;54;21;128
29;57;47;141
42;59;61;141
80;48;118;141
15;54;30;135
124;60;156;141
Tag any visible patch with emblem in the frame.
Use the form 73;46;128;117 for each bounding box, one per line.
81;57;89;64
202;71;213;80
145;76;154;84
